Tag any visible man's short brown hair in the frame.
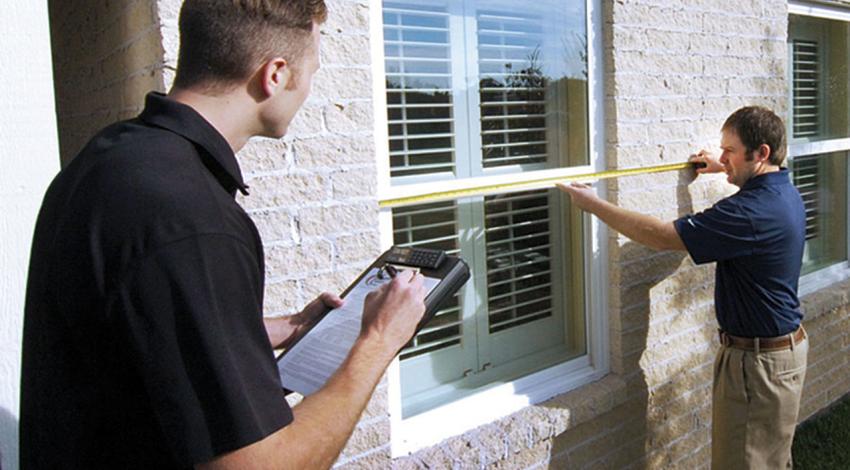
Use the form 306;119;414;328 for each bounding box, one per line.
722;106;787;166
173;0;327;92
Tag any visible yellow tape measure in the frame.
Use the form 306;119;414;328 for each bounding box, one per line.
379;161;699;208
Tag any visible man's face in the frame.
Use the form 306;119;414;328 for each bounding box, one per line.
719;129;759;187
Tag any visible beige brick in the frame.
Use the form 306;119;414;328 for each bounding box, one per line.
332;167;377;199
265;239;333;278
238;138;290;174
241;173;330;211
264;280;301;314
334;232;381;264
323;0;370;35
293;134;376;168
411;445;456;469
312;67;372;101
321;33;372;67
288;104;326;136
324;100;374;134
298;202;377;238
334;446;393;470
250;208;295;244
491;439;551;469
301;266;366;298
339;420;390;461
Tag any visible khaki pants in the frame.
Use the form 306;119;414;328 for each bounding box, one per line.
712;332;808;470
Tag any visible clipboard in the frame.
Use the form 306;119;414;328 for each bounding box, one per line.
276;246;470;396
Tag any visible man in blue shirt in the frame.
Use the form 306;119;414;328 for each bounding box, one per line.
559;106;807;469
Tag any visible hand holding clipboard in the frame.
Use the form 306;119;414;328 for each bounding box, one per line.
276;247;469;396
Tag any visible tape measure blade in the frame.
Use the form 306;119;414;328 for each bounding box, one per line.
379;161;697;208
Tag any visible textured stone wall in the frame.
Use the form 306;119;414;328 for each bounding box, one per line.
48;0;166;165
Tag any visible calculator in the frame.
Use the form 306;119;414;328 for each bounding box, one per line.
383;246;446;270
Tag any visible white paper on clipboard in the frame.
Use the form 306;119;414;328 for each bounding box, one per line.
277;268;440;396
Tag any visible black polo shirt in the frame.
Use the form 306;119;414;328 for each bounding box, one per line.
674;169;806;337
21;92;292;468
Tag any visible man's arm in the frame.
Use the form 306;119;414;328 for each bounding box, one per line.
198;270;426;470
557;182;686;252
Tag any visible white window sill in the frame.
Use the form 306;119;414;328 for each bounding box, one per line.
388;359;625;457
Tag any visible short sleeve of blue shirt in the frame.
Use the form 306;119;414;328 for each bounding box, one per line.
674;196;758;264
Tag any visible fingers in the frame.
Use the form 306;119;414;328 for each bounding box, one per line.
318;291;344;309
555;181;591;193
689;150;710;174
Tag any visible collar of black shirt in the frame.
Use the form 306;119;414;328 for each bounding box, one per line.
139;91;250;197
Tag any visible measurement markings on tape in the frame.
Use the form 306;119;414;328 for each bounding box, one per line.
379;161;699;208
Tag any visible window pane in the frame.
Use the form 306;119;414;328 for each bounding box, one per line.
384;1;456;177
791;152;848;274
386;0;589;418
789;15;850;141
477;1;588;169
484;190;554;332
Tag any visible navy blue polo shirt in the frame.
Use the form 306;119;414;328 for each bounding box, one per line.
21;92;292;469
674;169;806;338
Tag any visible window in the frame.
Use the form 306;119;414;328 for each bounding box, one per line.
380;0;594;421
787;8;850;281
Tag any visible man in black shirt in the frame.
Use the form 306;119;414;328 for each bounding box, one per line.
20;1;426;468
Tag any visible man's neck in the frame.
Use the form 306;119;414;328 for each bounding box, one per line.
167;86;256;153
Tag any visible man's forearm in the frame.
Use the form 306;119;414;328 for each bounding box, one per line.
281;336;395;469
583;196;685;251
198;335;397;470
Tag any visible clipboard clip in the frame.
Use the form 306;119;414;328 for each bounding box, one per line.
377;263;419;280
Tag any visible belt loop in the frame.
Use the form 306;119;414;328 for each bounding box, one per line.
754;337;760;355
790;329;796;350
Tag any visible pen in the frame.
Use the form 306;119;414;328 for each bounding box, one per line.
384;264;398;278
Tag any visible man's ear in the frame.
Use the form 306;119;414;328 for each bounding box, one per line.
260;58;291;97
756;143;771;163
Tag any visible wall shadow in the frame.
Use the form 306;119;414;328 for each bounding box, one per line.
545;168;712;468
0;406;19;470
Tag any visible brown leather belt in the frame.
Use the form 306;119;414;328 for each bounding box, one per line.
718;325;806;352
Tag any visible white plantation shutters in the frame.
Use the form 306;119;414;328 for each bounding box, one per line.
485;191;555;333
384;3;456;177
383;0;589;417
791;39;820;138
788;14;850;276
477;11;549;168
791;156;820;241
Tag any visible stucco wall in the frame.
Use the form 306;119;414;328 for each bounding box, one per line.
0;3;61;470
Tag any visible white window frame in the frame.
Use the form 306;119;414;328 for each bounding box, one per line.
370;0;608;455
788;1;850;296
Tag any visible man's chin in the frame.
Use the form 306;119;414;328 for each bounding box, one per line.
726;173;741;187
